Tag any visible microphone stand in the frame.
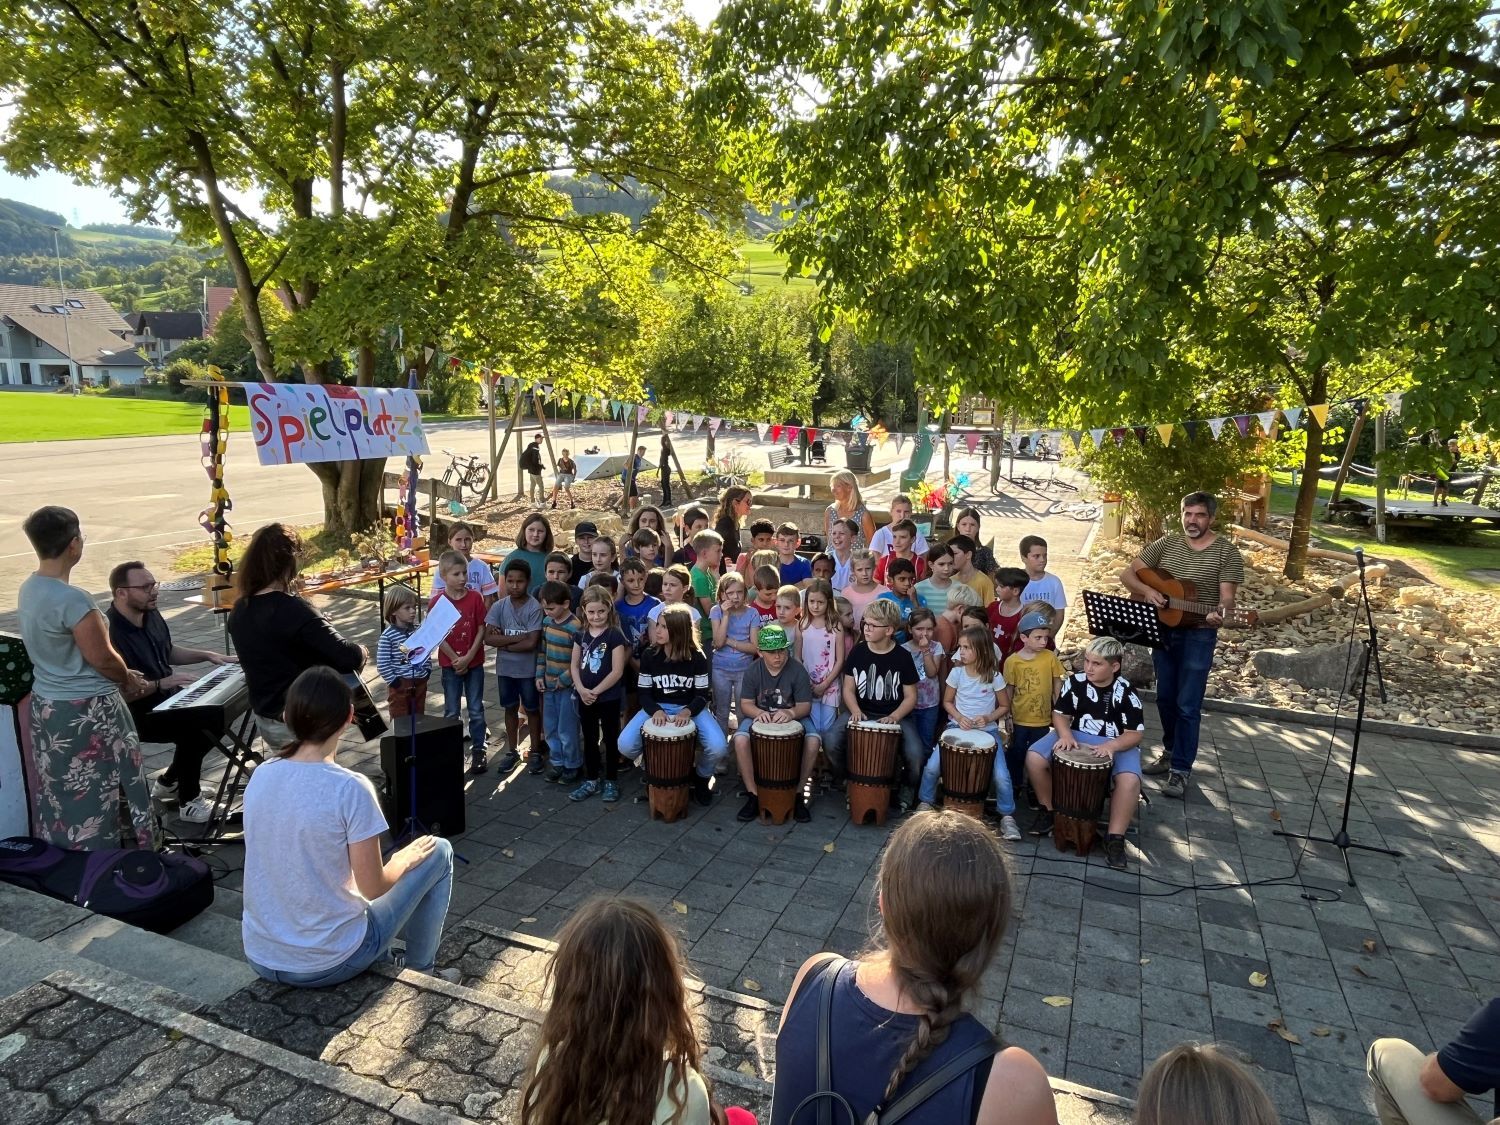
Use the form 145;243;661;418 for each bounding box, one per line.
1275;547;1400;886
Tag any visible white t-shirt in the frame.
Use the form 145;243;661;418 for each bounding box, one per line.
428;556;498;598
869;524;930;558
647;601;703;626
242;758;388;973
1021;573;1067;611
946;665;1006;721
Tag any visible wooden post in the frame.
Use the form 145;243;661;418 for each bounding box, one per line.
486;389;526;502
533;391;560;474
484;372;498;504
665;432;694;501
620;406;643;516
1329;401;1368;503
1374;410;1387;544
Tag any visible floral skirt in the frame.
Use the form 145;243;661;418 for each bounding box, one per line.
29;691;157;851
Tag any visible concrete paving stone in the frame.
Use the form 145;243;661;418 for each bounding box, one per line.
1202;922;1268;960
1000;1024;1068;1071
732;877;801;914
1015;924;1079;962
1263;922;1336;960
1081;880;1143;910
1360;896;1440;932
1408;981;1481;1026
640;858;708;889
1138;899;1200;933
1009;954;1076;998
753;928;826;972
1065;1060;1140;1101
1139;985;1215;1035
1285;1023;1369;1072
480;879;556;916
1372;922;1449;957
1389;947;1474;992
1140;953;1209;998
1081;901;1139;938
1436;920;1500;955
1069;987;1140;1035
1066;1021;1142;1078
1212;1014;1297;1074
690;928;762;971
1209;982;1283;1026
1276;983;1354;1029
1086;957;1142;1000
1001;986;1074;1038
673;878;742;915
1318;920;1388;959
1250;1062;1313;1123
1256;897;1322;932
1141;921;1202;962
1293;1057;1379;1117
1454;949;1500;988
1342;979;1421;1022
1266;948;1342;992
1080;925;1140;965
715;905;782;944
1353;1013;1436;1056
822;928;866;959
1195;896;1261;931
515;859;591;891
1141;1018;1207;1068
1328;949;1405;993
774;903;842;941
736;955;801;1004
1204;949;1273;990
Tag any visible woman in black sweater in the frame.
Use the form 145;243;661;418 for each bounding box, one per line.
228;523;365;750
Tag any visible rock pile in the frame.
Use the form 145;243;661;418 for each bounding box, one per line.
1072;529;1500;735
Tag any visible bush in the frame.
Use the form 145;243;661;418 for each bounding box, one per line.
163;358;209;396
1076;431;1272;540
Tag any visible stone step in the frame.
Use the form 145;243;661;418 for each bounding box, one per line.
441;919;1133;1125
0;970;471;1124
0;883;257;1007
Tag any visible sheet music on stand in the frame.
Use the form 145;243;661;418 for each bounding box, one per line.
1083;590;1165;649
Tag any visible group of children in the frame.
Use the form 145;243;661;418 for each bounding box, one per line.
372;497;1146;861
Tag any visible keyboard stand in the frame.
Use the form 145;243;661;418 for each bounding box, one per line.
161;711;259;850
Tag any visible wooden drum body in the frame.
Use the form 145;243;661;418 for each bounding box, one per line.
847;720;900;826
751;721;804;825
1052;745;1111;855
642;719;698;823
939;729;997;818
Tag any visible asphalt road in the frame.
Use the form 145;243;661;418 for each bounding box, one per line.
0;418;862;613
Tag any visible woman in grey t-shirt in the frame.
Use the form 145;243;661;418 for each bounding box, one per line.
17;506;154;850
242;667;455;986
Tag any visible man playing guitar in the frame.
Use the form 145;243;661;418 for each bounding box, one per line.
1118;491;1244;800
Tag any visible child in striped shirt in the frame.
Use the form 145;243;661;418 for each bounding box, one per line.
536;581;583;785
376;586;431;718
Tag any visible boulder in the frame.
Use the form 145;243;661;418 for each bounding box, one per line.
1250;643;1369;693
1121;643;1155;688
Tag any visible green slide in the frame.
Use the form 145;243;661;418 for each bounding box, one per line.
899;431;938;492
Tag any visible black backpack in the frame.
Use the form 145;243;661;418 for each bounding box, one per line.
786;954;998;1125
0;835;213;933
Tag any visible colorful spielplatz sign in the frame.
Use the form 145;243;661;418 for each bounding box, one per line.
248;383;429;466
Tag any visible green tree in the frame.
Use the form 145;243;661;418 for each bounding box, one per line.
705;0;1498;576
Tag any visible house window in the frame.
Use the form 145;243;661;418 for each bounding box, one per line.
65;299;85;309
0;361;9;384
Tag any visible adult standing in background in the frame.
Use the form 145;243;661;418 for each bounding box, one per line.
1120;491;1243;801
520;433;546;504
107;560;237;824
824;470;876;551
714;486;754;575
228;523;366;750
18;506;155;850
660;431;675;508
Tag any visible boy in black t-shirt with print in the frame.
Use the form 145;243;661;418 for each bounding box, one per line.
1024;635;1145;869
838;597;925;811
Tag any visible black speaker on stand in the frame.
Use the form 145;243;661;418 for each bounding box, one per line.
380;715;466;838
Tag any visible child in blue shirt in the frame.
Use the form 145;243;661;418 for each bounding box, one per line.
875;557;924;643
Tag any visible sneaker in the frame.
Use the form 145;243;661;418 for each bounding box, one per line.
1103;834;1128;869
527;753;547;776
1142;752;1172;776
916;800;937;813
428;967;462;984
178;797;212;824
1000;815;1022;842
601;781;621;803
1024;785;1040;811
737;794;760;822
1030;809;1055;836
692;775;714;807
150;777;178;804
470;751;488;775
896;786;915;814
495;750;520;773
558;768;582;785
1163;771;1188;799
569;778;600;802
794;796;811;824
545;765;564;783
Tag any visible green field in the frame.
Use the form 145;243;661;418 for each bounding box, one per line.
0;393;253;441
730;240;817;295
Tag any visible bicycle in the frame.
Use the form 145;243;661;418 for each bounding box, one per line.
441;448;492;501
1046;498;1102;521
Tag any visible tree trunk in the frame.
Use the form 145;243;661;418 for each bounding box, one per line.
1283;370;1329;581
308;457;387;540
1328;403;1367;503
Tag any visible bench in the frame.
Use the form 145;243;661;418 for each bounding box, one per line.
766;446;797;470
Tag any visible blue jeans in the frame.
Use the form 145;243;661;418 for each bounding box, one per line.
441;665;486;748
912;705;941;752
542;687;581;770
1027;730;1142;776
919;723;1015;814
619;703;728;779
1152;626;1218;774
247;837;454;987
1007;723;1051;792
830;714;928;790
711;662;751;738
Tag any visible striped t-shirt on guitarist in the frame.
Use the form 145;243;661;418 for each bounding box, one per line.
1137;534;1245;626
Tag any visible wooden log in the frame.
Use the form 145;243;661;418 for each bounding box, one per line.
1229;525;1363;565
1250;563;1388;625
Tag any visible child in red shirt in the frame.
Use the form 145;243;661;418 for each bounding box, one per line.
430;549;490;771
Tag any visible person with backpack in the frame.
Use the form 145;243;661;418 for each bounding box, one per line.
769;810;1056;1125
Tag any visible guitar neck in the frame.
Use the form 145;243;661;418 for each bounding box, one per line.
1166;596;1220;616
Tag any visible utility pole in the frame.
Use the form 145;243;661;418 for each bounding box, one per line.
49;226;76;391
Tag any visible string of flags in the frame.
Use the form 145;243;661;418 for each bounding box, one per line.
439;352;1405;454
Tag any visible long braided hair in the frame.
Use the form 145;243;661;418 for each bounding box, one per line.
872;810;1012;1104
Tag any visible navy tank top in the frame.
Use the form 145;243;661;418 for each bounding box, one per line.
770;957;994;1125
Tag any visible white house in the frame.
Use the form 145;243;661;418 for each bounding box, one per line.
0;284;149;388
125;310;207;366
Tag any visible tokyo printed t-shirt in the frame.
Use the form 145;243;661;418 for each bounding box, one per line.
844;641;919;719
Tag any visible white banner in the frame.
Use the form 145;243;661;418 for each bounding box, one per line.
248;383;428;466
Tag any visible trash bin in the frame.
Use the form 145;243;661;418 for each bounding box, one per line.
846;441;872;474
1101;494;1124;538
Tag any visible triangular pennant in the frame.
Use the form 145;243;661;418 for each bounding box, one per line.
1156;424;1174;446
665;410;676;428
965;432;980;454
892;433;906;453
679;414;692;431
756;423;769;442
1384;393;1403;413
786;426;801;444
945;432;962;451
1208;417;1226;438
1110;428;1127;446
1089;428;1106;448
770;424;784;442
1283;406;1302;429
637;404;649;424
1184;420;1200;441
805;428;817;445
691;413;704;430
1308;403;1329;428
710;417;723;434
1234;415;1250;437
1255;410;1276;435
1068;430;1083;449
1133;426;1149;445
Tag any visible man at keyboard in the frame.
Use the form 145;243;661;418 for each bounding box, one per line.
108;561;237;824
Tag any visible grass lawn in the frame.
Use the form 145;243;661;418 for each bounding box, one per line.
172;523;344;575
1269;470;1500;592
731;240;818;295
0;393;480;442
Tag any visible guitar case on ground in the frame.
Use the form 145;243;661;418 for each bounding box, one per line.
0;835;214;934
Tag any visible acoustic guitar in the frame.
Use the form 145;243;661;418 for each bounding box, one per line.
1133;566;1259;629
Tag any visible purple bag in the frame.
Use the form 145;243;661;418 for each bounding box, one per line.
0;836;213;934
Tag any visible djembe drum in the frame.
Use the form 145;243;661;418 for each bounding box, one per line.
1051;744;1112;855
750;720;804;825
846;720;900;826
938;728;997;818
641;718;698;823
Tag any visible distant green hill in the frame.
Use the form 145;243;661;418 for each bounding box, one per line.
0;198;73;256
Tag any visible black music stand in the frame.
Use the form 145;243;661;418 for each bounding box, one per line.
1082;590;1164;649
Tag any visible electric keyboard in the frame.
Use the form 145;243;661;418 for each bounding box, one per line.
153;664;248;731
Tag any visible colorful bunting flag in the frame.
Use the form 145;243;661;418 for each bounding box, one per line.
1089;428;1106;448
1184;420;1200;441
770;424;783;442
1157;424;1174;446
892;433;906;454
965;432;980;454
691;413;704;430
1255;411;1276;436
1384;393;1404;413
1233;415;1250;437
756;423;769;442
1208;417;1226;438
786;426;801;444
709;417;723;434
1308;403;1329;428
